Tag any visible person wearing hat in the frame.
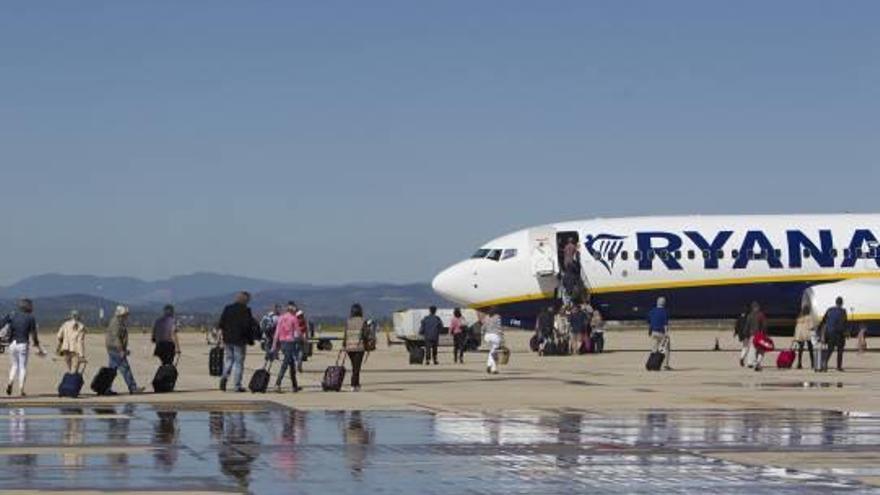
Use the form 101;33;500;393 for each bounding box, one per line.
56;310;87;372
105;305;143;394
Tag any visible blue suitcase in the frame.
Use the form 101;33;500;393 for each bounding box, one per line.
58;362;86;398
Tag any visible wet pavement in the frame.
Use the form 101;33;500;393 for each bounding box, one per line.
0;404;879;494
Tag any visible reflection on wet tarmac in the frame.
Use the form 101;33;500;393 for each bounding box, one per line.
0;405;878;494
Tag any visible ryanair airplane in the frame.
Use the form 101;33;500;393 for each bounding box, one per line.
432;214;880;332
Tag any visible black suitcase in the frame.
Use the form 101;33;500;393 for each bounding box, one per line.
152;357;179;393
58;362;86;398
322;352;346;392
209;346;224;377
409;346;425;365
529;335;540;353
248;360;273;393
646;351;665;371
91;367;117;395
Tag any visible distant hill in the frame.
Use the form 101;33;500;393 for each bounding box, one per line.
176;283;446;323
0;272;312;304
0;274;443;324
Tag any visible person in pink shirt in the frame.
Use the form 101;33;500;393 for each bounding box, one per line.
450;308;468;364
271;301;302;393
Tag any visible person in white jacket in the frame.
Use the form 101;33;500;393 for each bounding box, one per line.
56;310;86;372
482;309;504;374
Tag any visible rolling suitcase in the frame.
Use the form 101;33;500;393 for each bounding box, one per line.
776;344;796;369
58;362;86;398
152;357;180;393
646;351;665;371
209;346;224;377
91;366;117;395
409;346;425;365
249;360;273;393
322;352;346;392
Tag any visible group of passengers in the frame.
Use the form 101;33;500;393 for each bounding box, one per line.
533;299;605;357
0;299;181;396
735;297;854;372
418;306;505;374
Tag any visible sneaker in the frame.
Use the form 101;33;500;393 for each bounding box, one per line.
219;378;227;392
5;384;11;396
837;368;845;372
292;386;302;393
663;366;673;371
130;387;146;395
491;369;499;375
235;387;247;393
486;366;492;374
19;390;26;397
739;358;744;368
754;366;762;372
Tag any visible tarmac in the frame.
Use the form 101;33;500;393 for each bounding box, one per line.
1;328;879;493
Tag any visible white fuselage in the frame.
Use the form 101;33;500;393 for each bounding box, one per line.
432;214;880;329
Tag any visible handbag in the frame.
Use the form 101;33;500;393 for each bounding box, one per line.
753;332;775;353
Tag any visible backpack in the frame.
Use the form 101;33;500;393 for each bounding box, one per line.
361;320;377;352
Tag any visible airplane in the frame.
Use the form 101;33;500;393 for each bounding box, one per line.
431;214;880;333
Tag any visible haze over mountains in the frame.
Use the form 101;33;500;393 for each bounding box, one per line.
0;273;444;324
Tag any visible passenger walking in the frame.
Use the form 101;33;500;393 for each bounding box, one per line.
105;305;144;394
734;305;750;367
450;308;467;364
271;302;302;393
744;302;769;371
820;297;848;372
294;307;308;372
56;310;86;372
483;309;504;374
591;307;606;353
563;238;578;271
554;307;572;354
343;304;368;392
647;297;671;370
419;306;443;366
3;299;46;397
569;304;588;354
218;292;258;393
536;305;555;355
152;305;181;365
793;304;815;370
260;304;283;351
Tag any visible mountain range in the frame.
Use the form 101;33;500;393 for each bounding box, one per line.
0;273;444;325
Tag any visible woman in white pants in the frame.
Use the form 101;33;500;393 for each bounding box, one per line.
3;299;45;397
482;309;504;374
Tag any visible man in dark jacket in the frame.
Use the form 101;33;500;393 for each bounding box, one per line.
821;297;848;372
218;292;258;392
419;306;443;366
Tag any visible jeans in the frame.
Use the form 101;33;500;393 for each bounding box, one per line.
293;338;304;371
484;334;501;371
222;344;246;389
824;333;846;370
108;349;138;392
452;333;466;362
275;341;299;389
348;351;364;388
424;339;439;364
7;342;29;390
797;340;814;369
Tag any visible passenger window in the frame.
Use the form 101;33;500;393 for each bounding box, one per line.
702;249;710;259
732;249;740;259
487;249;502;261
593;251;602;260
774;249;782;259
674;251;682;260
717;250;725;259
803;249;812;259
635;251;642;261
831;249;839;258
843;249;851;259
648;250;656;260
621;251;629;261
501;249;518;261
687;250;695;260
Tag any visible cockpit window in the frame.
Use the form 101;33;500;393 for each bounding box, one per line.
501;249;518;261
486;249;503;261
471;249;491;259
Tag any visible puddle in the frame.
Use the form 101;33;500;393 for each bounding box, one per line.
0;405;877;494
706;382;850;389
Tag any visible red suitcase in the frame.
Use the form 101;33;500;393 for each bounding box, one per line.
776;348;796;369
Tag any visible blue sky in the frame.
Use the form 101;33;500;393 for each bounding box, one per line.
1;1;878;285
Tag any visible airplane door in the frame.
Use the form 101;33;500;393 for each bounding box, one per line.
529;228;558;277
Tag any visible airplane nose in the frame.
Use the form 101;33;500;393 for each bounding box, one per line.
432;262;471;305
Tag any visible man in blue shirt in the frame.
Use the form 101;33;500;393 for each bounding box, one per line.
821;297;848;372
647;297;671;370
